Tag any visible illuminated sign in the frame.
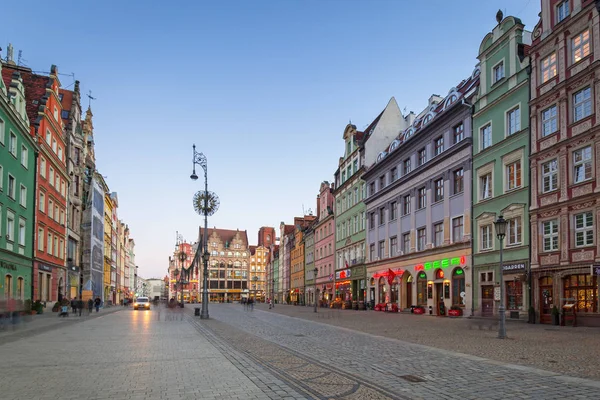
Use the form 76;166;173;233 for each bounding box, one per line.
336;269;352;280
414;256;466;271
373;269;405;279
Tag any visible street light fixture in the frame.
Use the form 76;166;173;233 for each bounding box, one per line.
178;250;187;307
191;144;219;319
313;267;318;313
494;215;507;339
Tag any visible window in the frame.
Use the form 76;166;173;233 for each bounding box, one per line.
378;240;385;259
506;160;522;191
575;212;593;247
8;175;15;199
8;132;18;157
543;220;559;251
18;219;26;246
61;110;69;119
19;185;27;207
541;53;557;83
403;158;411;174
402;233;411;253
353;159;358;173
506;281;523;310
354;187;358;203
379;175;385;190
418;148;426;165
45;130;51;144
572;30;590;63
434;223;443;247
5;211;15;242
0;118;4;145
542;105;558;136
0;165;3;191
480;124;492;150
347;141;351;155
557;1;570;22
379;207;385;225
434;136;444;155
369;244;375;261
369;212;375;229
40;158;46;178
453;123;464;144
481;225;492;250
21;145;28;167
403;195;411;215
58;147;63;161
369;182;375;196
390;236;398;256
542;159;558;192
391;167;398;182
507;107;520;135
480;173;492;200
48;200;54;220
573;146;592;183
493;61;504;83
564;275;597;313
573;87;592;122
51;139;57;153
417;273;427;306
507;217;522;246
452;217;463;243
418;187;426;209
341;171;346;182
453;168;464;194
417;228;426;251
49;167;54;186
47;233;52;254
38;228;44;251
433;178;444;202
4;275;12;298
390;201;397;220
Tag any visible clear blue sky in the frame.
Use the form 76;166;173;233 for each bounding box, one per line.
1;1;540;279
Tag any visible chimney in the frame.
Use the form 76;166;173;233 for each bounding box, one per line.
6;43;15;65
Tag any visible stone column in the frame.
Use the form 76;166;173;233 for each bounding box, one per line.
559;148;569;202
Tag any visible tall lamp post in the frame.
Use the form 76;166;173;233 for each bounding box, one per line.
272;279;275;308
313;267;318;313
191;144;219;319
178;250;187;307
494;215;507;339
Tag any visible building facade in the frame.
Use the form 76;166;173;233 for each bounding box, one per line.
314;181;336;304
364;71;478;315
303;225;315;305
0;61;37;302
249;245;268;302
529;0;600;325
290;226;304;304
472;14;532;319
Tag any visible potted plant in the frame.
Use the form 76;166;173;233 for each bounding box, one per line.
528;306;536;324
32;300;44;314
448;305;463;317
551;305;560;326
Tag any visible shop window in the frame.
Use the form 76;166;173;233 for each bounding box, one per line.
452;268;465;306
506;280;523;310
390;279;398;304
378;277;387;303
416;272;427;306
564;274;597;312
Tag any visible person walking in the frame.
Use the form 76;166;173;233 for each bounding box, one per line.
71;297;77;316
249;297;254;311
94;297;101;312
87;299;94;314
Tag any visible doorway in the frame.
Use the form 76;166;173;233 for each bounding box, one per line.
481;285;494;316
404;273;413;308
539;276;553;324
435;282;445;316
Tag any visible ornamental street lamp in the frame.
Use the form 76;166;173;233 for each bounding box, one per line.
191;144;219;319
313;267;318;313
178;250;187;307
494;215;507;339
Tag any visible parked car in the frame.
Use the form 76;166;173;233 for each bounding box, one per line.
133;297;150;310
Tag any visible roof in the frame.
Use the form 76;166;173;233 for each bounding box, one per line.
59;88;73;120
283;225;295;235
200;227;249;247
1;64;50;126
249;245;257;255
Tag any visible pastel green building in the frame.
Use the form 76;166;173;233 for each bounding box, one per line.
0;62;38;301
472;14;531;319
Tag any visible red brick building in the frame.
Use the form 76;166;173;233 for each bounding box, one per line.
529;0;600;325
2;64;68;304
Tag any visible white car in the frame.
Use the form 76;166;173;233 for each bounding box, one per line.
134;297;151;310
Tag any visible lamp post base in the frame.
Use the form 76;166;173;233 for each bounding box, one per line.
200;312;209;319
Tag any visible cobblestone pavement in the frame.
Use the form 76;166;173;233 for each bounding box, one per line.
259;303;600;381
192;303;600;399
0;307;305;400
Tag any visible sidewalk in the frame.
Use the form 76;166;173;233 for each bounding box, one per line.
0;305;124;346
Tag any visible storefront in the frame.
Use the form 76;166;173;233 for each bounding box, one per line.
35;262;60;303
1;258;32;301
367;251;471;315
474;260;529;319
335;266;365;302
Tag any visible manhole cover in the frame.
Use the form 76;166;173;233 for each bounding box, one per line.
293;334;305;337
400;375;426;383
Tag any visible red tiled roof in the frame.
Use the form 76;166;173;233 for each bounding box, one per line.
283;225;295;235
2;64;50;126
200;227;249;248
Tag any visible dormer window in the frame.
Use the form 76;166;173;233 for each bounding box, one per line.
493;61;505;83
557;1;569;23
445;94;457;109
423;114;432;125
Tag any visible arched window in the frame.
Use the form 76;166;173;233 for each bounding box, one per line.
452;268;465;306
17;277;24;300
242;261;247;267
378;277;387;304
233;261;241;268
389;139;400;152
4;274;12;299
416;272;427;306
235;252;240;257
423;114;433;125
369;277;375;286
390;276;399;304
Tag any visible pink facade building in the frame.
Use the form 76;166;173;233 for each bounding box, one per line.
314;181;336;304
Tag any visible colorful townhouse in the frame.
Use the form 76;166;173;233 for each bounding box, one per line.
290;226;305;304
0;59;37;302
3;61;69;304
472;13;532;319
313;181;335;305
303;224;315;305
278;222;294;303
364;72;479;315
529;0;600;326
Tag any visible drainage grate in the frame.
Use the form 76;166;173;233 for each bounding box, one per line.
399;375;426;383
293;334;305;337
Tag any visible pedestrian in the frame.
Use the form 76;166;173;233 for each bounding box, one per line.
94;297;101;312
249;297;254;311
71;297;77;315
87;299;94;314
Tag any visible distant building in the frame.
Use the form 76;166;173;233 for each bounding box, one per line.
145;278;165;300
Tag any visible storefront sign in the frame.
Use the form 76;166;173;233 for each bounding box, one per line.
503;262;527;273
335;269;351;280
414;256;466;271
0;261;17;271
39;264;52;272
373;269;405;279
